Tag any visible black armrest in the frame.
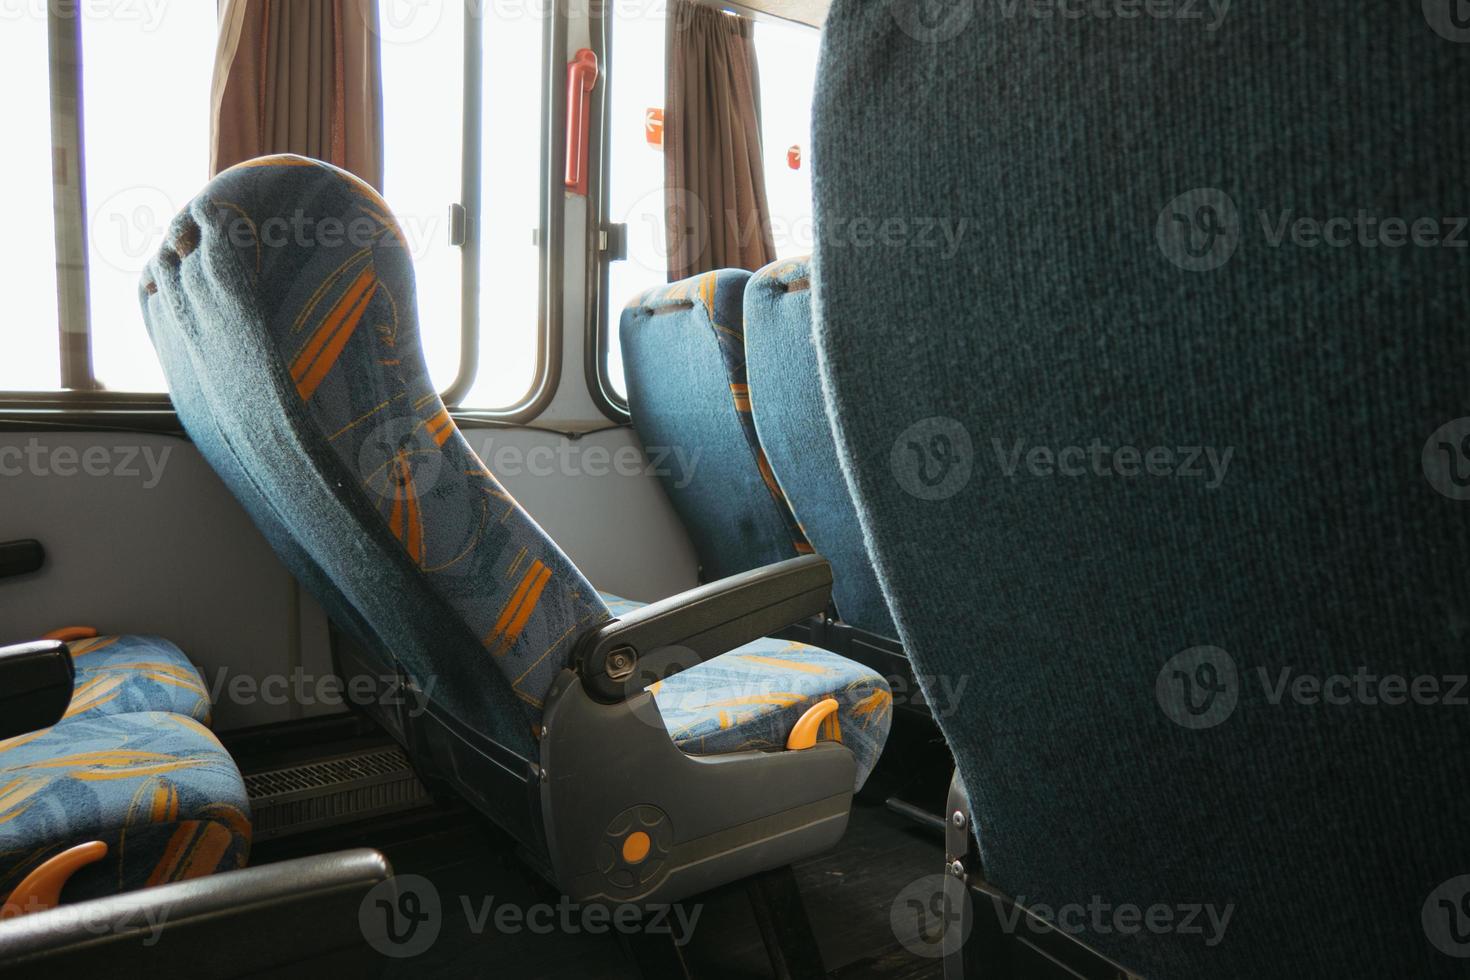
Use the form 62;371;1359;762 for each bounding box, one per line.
0;849;393;976
575;555;833;702
0;641;74;738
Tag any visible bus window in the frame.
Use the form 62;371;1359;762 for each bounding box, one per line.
600;10;821;401
0;10;60;391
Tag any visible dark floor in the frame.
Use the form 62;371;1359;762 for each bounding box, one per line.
251;787;946;979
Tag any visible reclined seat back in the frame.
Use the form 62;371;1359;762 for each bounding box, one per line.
141;157;609;762
620;272;810;582
744;259;895;638
812;3;1470;976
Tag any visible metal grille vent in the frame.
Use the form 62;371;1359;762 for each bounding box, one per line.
245;746;430;841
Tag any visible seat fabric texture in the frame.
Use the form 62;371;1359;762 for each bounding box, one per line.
744;257;896;638
140;156;610;756
0;712;251;903
62;634;213;725
599;593;892;788
620;272;811;582
813;2;1470;976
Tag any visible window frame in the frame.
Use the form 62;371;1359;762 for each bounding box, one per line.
1;1;565;424
582;0;629;422
584;1;823;422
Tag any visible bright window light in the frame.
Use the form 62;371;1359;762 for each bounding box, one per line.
83;3;215;392
0;10;61;391
381;1;466;395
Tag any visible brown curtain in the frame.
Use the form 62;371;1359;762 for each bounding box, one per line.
211;0;384;191
664;2;775;282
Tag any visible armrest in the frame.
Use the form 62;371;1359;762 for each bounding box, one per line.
574;554;833;702
0;641;74;739
0;849;393;976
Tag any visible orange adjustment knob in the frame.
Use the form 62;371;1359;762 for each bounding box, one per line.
621;831;652;865
42;627;99;643
1;841;108;918
786;698;840;751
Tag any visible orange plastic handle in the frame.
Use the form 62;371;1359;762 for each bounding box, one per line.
565;48;599;196
786;698;840;751
42;627;99;643
1;841;108;918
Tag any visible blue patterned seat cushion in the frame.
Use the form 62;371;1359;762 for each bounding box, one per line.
600;593;892;788
62;635;213;726
0;712;251;903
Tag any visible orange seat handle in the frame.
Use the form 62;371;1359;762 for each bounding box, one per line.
42;627;99;643
786;698;840;751
1;841;108;918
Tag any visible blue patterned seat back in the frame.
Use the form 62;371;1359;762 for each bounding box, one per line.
620;271;811;582
813;3;1470;977
745;258;895;638
141;156;608;754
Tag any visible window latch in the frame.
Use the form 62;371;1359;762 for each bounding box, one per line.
600;224;628;262
448;203;468;247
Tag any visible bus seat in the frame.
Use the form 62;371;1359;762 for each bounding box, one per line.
140;156;891;903
48;632;212;725
743;257;896;640
598;591;890;785
0;636;250;909
811;1;1470;975
620;272;811;582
